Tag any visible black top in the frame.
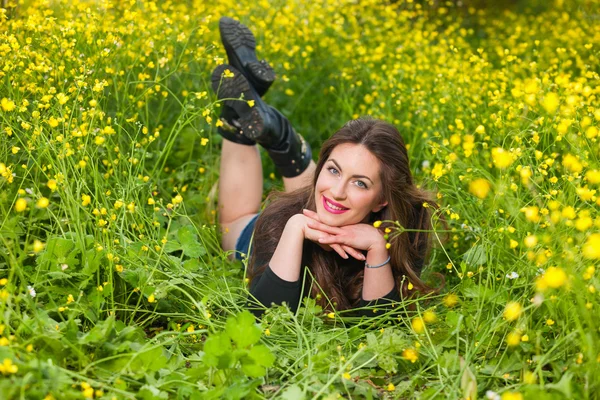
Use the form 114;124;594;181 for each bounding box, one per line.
245;234;412;318
247;263;402;318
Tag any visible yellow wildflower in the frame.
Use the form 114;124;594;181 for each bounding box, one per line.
583;234;600;259
492;147;513;168
14;198;27;212
33;240;45;253
81;194;91;207
411;317;425;333
503;301;522;321
541;267;567;289
524;235;538;248
542;92;559;114
423;310;437;323
0;358;18;375
469;178;491;199
402;348;418;363
501;391;523;400
443;293;459;307
36;197;49;208
506;331;521;347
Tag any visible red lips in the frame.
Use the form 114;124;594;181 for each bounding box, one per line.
322;195;349;214
323;196;348;209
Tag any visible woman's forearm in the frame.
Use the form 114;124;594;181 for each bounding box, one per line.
269;215;305;282
362;245;395;301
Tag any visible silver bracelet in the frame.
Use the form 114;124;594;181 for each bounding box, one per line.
365;255;391;269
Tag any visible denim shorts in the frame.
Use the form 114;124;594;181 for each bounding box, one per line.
234;214;260;261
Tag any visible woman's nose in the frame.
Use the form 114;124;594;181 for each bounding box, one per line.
330;181;346;200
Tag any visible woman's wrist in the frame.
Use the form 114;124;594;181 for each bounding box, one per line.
362;247;394;300
367;238;388;257
269;215;306;282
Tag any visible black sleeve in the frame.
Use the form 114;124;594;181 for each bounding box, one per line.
354;284;402;317
247;265;303;317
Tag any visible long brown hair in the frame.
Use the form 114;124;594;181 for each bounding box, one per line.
248;118;445;311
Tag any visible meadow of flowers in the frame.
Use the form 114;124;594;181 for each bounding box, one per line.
1;0;599;398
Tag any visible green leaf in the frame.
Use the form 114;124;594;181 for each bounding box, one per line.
241;362;266;378
463;245;486;266
546;372;573;397
182;258;202;272
460;359;477;400
445;311;459;329
138;385;169;400
136;346;168;372
37;236;81;272
203;333;233;368
366;332;378;348
247;344;275;367
81;248;103;275
46;237;75;259
224;380;261;400
79;315;115;344
164;240;182;253
280;385;306;400
225;310;261;348
178;225;206;258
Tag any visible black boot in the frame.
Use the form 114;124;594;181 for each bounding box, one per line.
219;17;275;97
214;17;276;146
263;105;313;178
211;65;312;178
216;103;256;146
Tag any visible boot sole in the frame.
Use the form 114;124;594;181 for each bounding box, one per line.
211;65;266;140
219;17;276;96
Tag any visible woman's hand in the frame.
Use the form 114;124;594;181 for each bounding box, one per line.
302;209;387;254
288;213;366;261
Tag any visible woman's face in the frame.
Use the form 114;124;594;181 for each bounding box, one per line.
314;143;388;227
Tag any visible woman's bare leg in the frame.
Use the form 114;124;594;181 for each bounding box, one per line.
282;160;316;193
219;140;263;258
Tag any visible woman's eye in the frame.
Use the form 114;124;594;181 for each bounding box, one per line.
356;181;367;189
328;167;339;175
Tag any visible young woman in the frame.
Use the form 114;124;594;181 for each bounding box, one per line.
213;17;441;317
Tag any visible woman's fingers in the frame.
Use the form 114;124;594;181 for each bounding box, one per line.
342;245;365;261
306;219;344;235
318;235;347;245
302;209;320;221
330;244;348;259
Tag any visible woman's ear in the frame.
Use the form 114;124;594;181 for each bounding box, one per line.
373;201;388;213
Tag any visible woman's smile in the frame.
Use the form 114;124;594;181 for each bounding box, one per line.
322;195;349;214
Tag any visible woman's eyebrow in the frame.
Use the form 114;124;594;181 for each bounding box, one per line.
329;158;374;184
